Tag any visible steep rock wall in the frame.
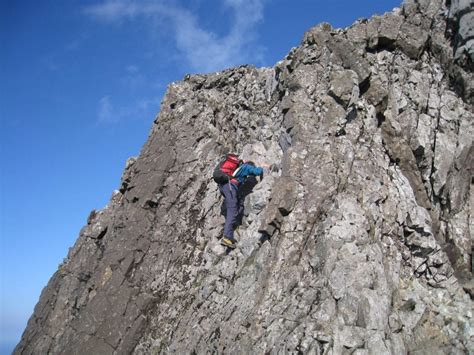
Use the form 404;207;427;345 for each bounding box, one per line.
16;0;473;354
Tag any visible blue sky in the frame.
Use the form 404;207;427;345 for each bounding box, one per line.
0;0;402;352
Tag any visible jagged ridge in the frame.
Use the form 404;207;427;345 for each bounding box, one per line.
16;0;473;354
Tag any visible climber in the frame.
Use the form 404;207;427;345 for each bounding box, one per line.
213;154;264;249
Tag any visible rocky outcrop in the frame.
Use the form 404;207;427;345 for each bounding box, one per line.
15;0;473;354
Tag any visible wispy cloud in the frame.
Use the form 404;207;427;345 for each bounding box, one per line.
121;65;146;91
97;94;161;124
126;65;139;74
83;1;152;22
98;95;115;123
42;32;89;72
84;0;267;73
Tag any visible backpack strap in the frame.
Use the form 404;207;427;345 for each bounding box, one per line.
232;166;242;177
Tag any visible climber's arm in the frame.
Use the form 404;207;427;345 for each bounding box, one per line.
244;164;263;177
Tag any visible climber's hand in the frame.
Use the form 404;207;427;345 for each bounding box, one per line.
259;171;264;182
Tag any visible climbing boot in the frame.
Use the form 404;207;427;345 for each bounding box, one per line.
220;237;237;249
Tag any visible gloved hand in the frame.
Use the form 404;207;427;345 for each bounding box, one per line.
259;171;264;182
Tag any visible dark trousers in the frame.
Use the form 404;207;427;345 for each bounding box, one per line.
218;183;243;239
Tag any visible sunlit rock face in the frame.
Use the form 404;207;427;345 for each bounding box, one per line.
15;0;473;354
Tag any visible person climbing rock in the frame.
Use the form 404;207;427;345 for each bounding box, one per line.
213;154;264;249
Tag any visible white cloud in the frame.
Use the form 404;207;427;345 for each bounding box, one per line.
122;65;146;91
98;95;115;123
83;1;147;22
96;95;161;124
84;0;267;73
126;65;139;73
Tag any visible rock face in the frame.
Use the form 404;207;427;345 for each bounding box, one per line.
15;0;473;354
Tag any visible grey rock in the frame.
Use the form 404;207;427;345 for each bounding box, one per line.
448;0;474;62
15;1;473;354
328;69;359;108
